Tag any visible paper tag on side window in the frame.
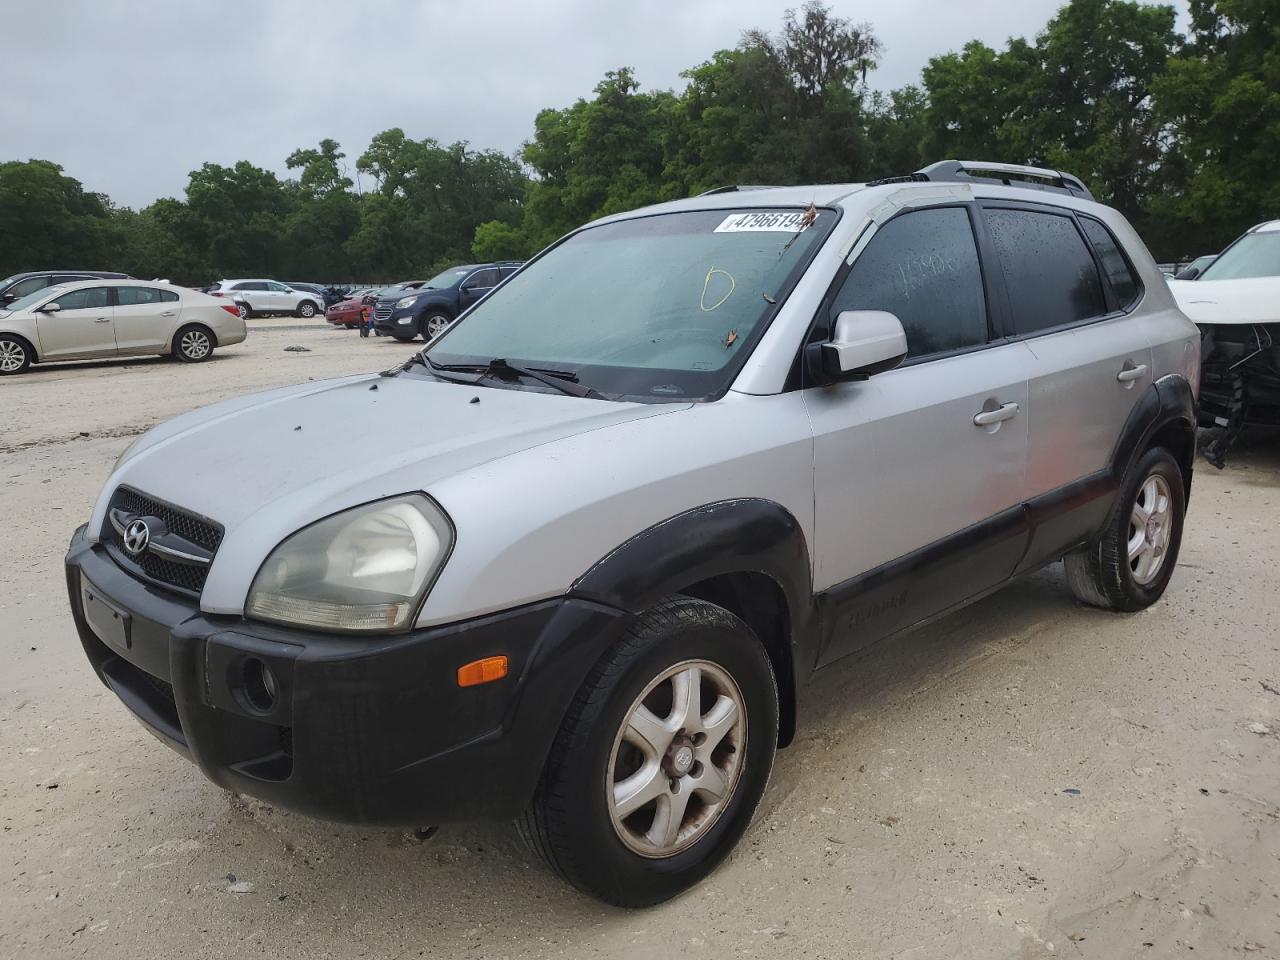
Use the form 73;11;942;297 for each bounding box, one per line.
714;211;808;233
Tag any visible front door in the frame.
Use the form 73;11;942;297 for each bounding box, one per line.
113;286;180;353
35;286;117;360
459;268;499;310
803;204;1032;666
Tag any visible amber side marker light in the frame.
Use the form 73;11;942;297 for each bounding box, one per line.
457;655;508;687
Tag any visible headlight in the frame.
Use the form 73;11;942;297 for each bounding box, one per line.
395;295;418;309
246;495;453;634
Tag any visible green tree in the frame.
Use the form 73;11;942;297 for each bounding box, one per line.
0;160;122;272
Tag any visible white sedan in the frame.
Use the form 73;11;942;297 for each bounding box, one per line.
0;279;247;375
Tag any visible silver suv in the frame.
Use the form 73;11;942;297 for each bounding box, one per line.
65;161;1200;907
208;279;323;319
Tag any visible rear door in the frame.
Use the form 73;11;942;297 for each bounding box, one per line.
979;203;1153;570
805;203;1033;665
113;286;180;353
234;281;270;312
34;286;117;359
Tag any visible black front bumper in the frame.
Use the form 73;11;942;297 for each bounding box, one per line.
65;526;626;826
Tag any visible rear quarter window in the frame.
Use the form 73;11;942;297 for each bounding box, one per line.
1080;217;1141;309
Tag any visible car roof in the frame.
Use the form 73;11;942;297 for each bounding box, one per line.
7;269;129;280
1249;220;1280;233
21;278;180;294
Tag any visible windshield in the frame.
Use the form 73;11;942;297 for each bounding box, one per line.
423;266;472;289
5;285;66;312
1200;229;1280;281
425;207;836;401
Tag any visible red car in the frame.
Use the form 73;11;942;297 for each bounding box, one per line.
325;292;372;329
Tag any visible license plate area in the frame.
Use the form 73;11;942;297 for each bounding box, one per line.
81;576;131;654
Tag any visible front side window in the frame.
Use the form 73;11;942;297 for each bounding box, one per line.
831;206;988;359
116;286;164;306
268;281;290;292
422;267;472;289
463;269;500;290
49;287;110;311
1200;228;1280;280
426;207;837;401
8;275;51;299
1080;217;1140;308
985;208;1106;334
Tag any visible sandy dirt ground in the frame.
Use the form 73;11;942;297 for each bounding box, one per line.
2;328;1278;959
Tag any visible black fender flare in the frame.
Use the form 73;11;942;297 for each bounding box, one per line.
569;498;818;745
1110;374;1196;499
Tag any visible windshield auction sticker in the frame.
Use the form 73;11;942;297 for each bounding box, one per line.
714;211;809;233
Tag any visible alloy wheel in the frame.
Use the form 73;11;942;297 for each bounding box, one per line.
0;339;26;372
1128;473;1173;585
181;329;212;360
426;314;451;339
606;659;746;858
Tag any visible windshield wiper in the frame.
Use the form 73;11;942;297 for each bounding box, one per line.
426;356;607;399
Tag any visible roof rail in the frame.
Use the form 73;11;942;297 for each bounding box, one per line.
696;184;780;196
915;160;1095;201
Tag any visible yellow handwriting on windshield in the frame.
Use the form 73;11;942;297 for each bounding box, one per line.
700;267;736;312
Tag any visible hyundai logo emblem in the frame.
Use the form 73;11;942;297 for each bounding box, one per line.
123;518;151;556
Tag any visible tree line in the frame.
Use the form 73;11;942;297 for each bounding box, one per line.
1;0;1274;285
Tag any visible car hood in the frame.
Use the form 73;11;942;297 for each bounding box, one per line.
96;371;687;547
1166;277;1280;325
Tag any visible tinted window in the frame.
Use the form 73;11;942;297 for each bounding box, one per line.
499;266;519;278
232;281;266;291
50;287;110;310
159;289;179;303
116;286;164;306
985;209;1106;333
464;269;500;289
831;207;988;358
8;275;51;298
1080;217;1139;308
268;281;289;291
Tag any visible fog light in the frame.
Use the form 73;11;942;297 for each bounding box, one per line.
397;317;412;325
242;657;279;713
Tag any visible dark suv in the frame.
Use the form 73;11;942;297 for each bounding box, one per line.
0;270;130;306
373;261;522;341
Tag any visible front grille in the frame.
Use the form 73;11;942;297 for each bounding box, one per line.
374;303;393;321
103;486;224;596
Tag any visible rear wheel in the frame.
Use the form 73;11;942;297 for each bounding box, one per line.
236;301;251;320
520;597;777;907
0;334;32;375
1065;446;1185;611
174;324;215;363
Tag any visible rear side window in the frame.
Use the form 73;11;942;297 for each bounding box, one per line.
984;209;1106;334
1080;217;1140;308
159;289;179;303
116;286;163;306
830;206;988;359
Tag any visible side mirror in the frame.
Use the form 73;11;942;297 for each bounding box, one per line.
821;310;908;380
1173;266;1201;281
37;302;62;314
0;293;14;306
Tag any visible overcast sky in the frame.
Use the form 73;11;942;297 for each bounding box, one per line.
2;0;1188;209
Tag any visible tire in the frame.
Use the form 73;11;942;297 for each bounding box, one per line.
1065;446;1185;611
423;312;452;340
296;300;318;319
235;301;252;320
174;324;215;363
392;333;415;342
520;597;778;907
0;334;33;375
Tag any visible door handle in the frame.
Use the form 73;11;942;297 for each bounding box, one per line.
160;310;176;317
973;401;1020;426
94;317;111;323
1117;363;1148;383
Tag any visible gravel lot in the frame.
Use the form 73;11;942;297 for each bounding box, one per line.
2;327;1278;959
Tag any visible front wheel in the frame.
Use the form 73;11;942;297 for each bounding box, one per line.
424;312;452;340
0;334;32;375
520;597;777;907
1065;446;1185;611
296;300;317;318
